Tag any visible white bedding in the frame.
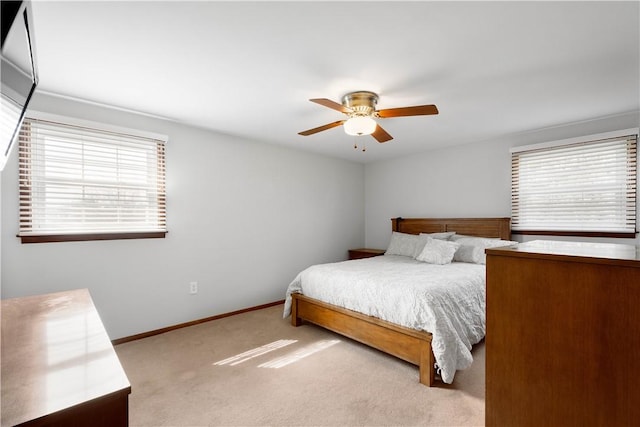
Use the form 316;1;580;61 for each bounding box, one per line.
283;255;486;384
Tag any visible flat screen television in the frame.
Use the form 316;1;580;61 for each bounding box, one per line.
1;0;38;171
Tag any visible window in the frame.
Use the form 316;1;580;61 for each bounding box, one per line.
511;129;638;238
18;114;167;243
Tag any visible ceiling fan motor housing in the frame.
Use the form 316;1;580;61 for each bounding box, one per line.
342;91;378;117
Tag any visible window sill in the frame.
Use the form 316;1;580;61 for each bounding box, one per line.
19;232;167;244
511;230;637;239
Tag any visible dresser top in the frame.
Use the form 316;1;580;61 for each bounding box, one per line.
1;288;131;426
486;239;640;266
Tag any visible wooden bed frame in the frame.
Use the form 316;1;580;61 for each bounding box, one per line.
291;217;511;386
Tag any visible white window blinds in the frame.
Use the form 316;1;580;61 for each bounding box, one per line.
511;131;637;234
18;116;167;241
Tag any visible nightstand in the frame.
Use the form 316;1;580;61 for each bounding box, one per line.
348;248;385;260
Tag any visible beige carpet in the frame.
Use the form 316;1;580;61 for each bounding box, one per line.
115;304;484;426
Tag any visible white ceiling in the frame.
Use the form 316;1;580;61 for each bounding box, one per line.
30;1;639;163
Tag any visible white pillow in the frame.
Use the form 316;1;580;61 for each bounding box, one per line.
452;244;485;264
484;239;519;248
451;236;518;264
450;234;482;243
415;237;460;265
411;232;456;258
385;232;422;257
419;231;456;240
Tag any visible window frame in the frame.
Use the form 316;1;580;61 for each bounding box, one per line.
510;128;638;238
17;111;168;244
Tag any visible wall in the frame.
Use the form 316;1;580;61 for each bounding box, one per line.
364;111;640;249
0;93;365;340
3;94;637;340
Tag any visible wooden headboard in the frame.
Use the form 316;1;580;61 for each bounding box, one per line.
391;217;511;240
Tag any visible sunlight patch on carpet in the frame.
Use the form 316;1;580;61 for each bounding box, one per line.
258;339;341;368
213;339;297;366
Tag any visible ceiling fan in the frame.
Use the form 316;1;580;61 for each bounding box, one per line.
298;91;439;143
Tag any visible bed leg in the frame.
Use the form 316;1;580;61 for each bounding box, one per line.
419;343;435;386
291;295;302;327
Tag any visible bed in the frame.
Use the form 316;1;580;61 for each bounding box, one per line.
284;217;512;386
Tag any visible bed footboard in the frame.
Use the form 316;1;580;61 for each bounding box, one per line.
291;293;435;386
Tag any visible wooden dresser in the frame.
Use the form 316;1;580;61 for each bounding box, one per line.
1;289;131;427
485;240;640;427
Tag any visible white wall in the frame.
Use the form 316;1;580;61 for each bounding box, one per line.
365;111;640;249
0;93;365;340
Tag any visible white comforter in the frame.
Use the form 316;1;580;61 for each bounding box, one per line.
283;255;486;384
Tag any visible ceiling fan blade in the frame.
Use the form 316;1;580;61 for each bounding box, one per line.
310;98;352;114
298;120;345;136
371;124;393;143
376;104;439;118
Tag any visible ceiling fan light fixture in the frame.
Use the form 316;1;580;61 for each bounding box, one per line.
344;116;377;136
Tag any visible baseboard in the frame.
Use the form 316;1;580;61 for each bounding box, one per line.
111;300;285;346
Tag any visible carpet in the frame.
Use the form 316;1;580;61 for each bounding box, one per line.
115;304;484;426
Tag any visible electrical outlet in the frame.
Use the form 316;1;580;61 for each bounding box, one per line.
189;281;198;295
